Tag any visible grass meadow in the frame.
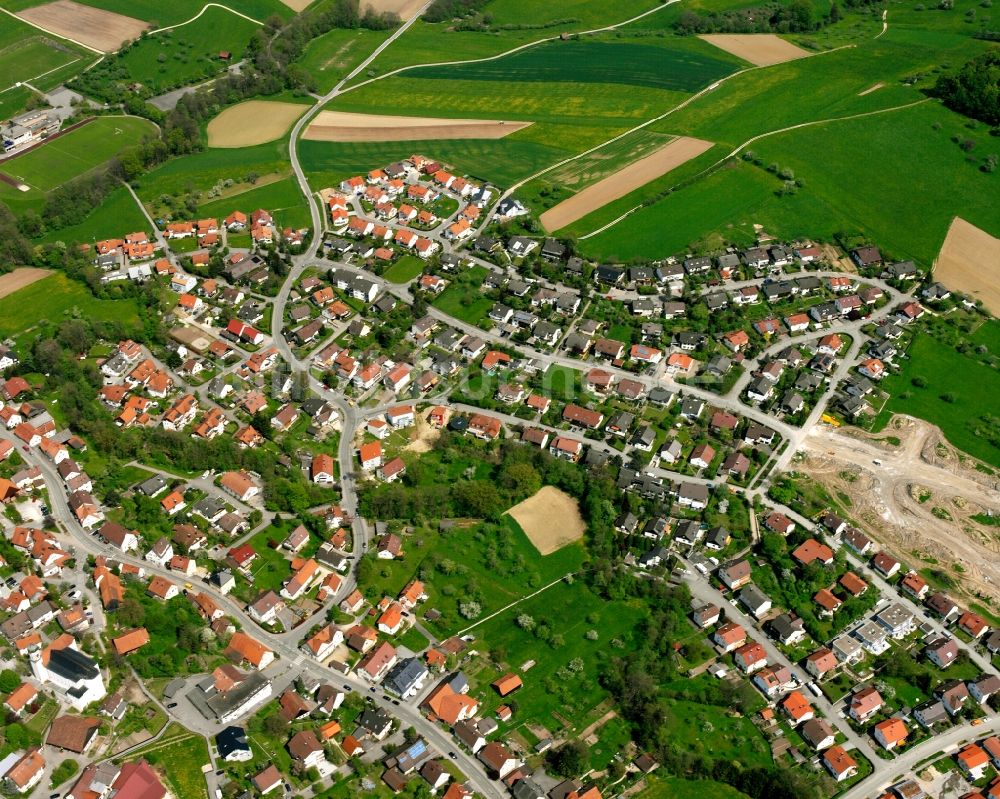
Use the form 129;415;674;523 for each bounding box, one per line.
35;185;150;245
431;266;493;324
194;175;311;230
0;16;89;95
0;273;142;340
126;724;210;799
873;321;1000;467
3;0;296;25
382;255;425;284
298;27;392;93
115;7;259;92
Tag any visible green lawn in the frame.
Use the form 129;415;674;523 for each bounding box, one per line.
0;273;142;339
874;322;1000;467
432;266;492;325
637;776;751;799
241;524;293;596
35;185;150;245
115;7;260;92
383;255;425;284
0;116;157;212
126;724;209;799
298;27;392;94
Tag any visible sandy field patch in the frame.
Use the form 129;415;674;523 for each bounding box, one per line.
364;0;425;19
506;485;585;556
800;417;1000;603
934;217;1000;316
0;268;51;300
16;0;148;52
698;34;810;67
404;412;441;454
207;101;308;148
303;111;531;142
858;82;885;96
539;136;714;232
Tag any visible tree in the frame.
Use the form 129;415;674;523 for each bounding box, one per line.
263;713;288;737
116;598;145;627
516;614;535;631
0;670;19;693
500;462;541;496
458;601;481;619
546;740;588;777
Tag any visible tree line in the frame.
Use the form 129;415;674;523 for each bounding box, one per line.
674;0;846;34
933;49;1000;126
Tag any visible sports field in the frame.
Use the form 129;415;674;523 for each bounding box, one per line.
115;6;258;91
0;16;88;93
934;218;1000;316
506;486;586;555
540;136;714;232
0;116;156;197
15;0;147;51
207;100;308;148
303;111;531;142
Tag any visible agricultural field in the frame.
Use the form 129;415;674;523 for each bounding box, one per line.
14;0;148;52
0;0;294;26
575;101;999;264
114;6;260;92
208;100;310;148
0;116;157;213
506;486;585;555
410;38;742;93
297;27;392;93
0;272;142;342
874;321;1000;468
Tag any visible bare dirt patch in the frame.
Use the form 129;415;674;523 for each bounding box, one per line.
799;416;1000;602
0;268;51;300
363;0;425;20
207;101;308;148
505;486;585;556
16;0;148;52
858;82;885;96
539;136;714;232
698;34;810;67
934;217;1000;316
302;111;531;142
404;412;441;455
278;0;314;10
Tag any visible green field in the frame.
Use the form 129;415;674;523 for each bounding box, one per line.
0;0;294;25
35;185;150;245
637;776;751;799
127;724;209;799
0;116;157;207
468;578;647;732
411;39;740;93
115;7;259;92
383;255;425;284
0;27;84;93
874;321;1000;468
358;0;667;77
137;140;293;205
575;101;1000;263
431;266;493;325
298;27;392;93
194;175;311;230
0;272;142;339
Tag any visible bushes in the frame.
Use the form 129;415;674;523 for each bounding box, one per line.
933;50;1000;126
